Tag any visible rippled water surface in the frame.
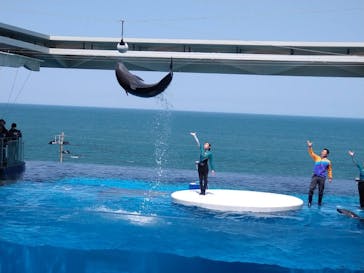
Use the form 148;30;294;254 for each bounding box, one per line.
1;161;363;273
1;105;364;272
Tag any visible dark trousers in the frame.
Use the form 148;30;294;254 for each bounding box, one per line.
358;181;364;208
308;175;326;205
198;165;209;194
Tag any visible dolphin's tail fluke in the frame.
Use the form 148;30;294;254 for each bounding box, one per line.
169;58;173;72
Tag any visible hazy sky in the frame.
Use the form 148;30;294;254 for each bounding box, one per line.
0;0;363;118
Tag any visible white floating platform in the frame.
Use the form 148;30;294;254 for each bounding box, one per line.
171;189;304;213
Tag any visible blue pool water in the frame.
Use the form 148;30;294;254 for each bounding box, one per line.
1;161;363;273
1;104;364;272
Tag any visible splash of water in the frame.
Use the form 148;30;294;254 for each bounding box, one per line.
154;94;173;179
140;94;173;213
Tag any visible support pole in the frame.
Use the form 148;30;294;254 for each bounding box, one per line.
59;132;64;163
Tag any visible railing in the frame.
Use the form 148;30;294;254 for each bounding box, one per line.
0;137;24;168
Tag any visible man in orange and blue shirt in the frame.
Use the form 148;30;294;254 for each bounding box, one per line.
307;140;333;207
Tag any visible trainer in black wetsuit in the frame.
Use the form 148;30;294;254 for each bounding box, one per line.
348;151;364;208
190;132;215;195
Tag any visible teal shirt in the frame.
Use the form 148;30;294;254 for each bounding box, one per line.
352;157;364;180
199;144;215;170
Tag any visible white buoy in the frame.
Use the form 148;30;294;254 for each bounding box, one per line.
171;189;304;213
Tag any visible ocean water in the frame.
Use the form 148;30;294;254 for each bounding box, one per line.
1;103;364;273
1;103;364;179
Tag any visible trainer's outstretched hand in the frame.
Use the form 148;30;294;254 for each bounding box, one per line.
306;140;313;148
348;150;355;157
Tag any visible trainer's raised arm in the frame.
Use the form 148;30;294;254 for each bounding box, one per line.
190;132;200;146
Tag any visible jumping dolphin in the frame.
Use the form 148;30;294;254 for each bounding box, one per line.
337;208;364;222
115;60;173;98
